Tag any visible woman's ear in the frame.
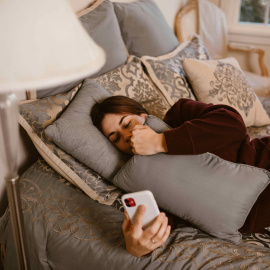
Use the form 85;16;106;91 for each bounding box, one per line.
140;113;148;119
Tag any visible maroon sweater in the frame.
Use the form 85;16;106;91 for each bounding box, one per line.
163;98;270;232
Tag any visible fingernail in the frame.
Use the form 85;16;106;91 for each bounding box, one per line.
140;205;146;211
167;225;171;231
160;212;165;217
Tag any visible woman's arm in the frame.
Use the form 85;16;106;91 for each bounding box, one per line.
130;99;246;158
122;205;171;257
163;99;247;156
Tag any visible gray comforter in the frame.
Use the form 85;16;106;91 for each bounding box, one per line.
1;159;270;269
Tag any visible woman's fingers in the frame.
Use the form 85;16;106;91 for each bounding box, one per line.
133;205;146;232
122;210;131;233
130;125;165;155
132;124;147;130
145;213;166;238
151;215;168;243
122;208;172;257
159;225;171;245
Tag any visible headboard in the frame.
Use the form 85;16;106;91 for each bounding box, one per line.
0;0;190;215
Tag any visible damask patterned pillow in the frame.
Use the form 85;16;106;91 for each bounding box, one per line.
19;84;122;205
182;57;270;127
140;35;211;106
92;56;171;119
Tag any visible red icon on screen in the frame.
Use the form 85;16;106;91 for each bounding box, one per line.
124;198;136;207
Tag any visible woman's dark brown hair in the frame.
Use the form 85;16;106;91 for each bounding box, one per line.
91;96;148;132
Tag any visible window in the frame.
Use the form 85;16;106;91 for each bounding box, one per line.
240;0;270;25
220;0;270;45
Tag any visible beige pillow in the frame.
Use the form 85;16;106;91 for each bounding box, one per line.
182;57;270;127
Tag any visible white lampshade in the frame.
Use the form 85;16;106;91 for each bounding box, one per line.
0;0;106;92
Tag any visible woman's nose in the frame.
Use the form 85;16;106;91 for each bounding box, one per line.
123;130;132;142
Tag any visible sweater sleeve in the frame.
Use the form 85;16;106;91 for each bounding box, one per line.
163;99;247;155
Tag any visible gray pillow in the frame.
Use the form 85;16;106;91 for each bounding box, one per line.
79;0;127;77
45;79;130;181
144;115;171;133
113;0;179;57
113;119;270;244
34;0;127;99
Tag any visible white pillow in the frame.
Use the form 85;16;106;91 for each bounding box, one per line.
182;57;270;127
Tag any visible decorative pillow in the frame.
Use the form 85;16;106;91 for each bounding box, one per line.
27;0;127;100
92;56;171;120
113;0;179;57
113;152;270;244
19;85;122;205
140;35;211;106
182;57;270;127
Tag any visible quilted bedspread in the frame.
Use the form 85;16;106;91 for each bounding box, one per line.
1;159;270;270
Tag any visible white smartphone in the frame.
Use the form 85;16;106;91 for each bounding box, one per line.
121;190;160;230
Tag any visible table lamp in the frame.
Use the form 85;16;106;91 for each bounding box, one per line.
0;0;106;269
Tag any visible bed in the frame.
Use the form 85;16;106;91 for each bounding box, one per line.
1;159;270;269
1;0;270;269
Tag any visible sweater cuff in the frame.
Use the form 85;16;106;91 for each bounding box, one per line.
163;124;195;155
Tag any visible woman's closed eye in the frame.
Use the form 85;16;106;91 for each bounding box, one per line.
124;121;131;129
113;135;120;143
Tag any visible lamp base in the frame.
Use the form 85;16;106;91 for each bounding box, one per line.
5;176;29;270
0;93;29;269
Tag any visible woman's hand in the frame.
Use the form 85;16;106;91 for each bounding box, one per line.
131;125;168;155
122;205;171;257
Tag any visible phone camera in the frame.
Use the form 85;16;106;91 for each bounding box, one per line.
124;198;136;207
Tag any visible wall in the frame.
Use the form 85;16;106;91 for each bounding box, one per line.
207;0;220;5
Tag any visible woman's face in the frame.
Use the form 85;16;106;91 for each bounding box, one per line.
101;113;147;155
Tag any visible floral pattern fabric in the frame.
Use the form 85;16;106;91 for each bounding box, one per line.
209;62;256;117
93;56;171;119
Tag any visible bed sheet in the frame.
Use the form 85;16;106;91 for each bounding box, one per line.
1;159;270;269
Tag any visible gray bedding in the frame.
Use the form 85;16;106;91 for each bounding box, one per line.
1;159;270;269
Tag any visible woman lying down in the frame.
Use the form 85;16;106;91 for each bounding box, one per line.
91;96;270;257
